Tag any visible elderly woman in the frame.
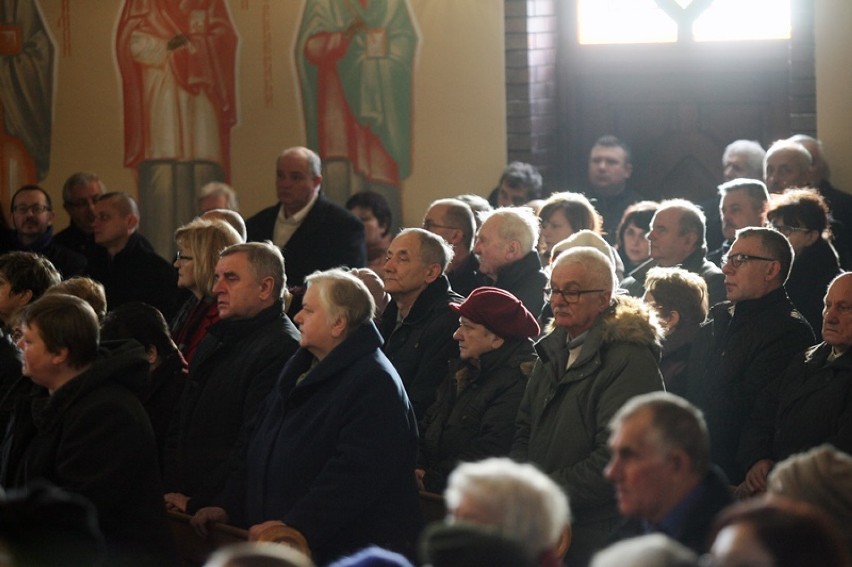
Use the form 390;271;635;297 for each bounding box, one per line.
170;218;243;362
643;266;709;395
416;287;540;493
538;191;603;263
768;188;842;338
191;268;421;563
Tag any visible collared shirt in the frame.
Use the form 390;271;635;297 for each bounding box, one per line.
272;191;319;248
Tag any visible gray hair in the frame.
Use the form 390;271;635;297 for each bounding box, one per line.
445;457;570;555
304;268;375;333
62;172;105;204
203;542;314;567
735;226;794;285
429;198;476;250
610;392;710;476
397;227;454;272
220;241;288;302
717;178;770;213
280;146;322;179
198;182;239;211
723;140;766;180
483;207;541;253
552;246;617;294
764;139;813;178
656;199;707;252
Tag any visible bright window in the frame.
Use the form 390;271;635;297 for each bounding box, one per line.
577;0;791;45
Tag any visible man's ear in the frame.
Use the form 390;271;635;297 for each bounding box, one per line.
506;239;522;260
667;309;681;331
50;347;69;367
766;259;782;281
330;315;348;339
126;213;140;232
257;276;275;300
424;263;442;284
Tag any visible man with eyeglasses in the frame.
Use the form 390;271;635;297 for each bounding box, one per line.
422;198;484;297
1;185;86;278
684;227;814;486
54;172;105;258
512;247;664;566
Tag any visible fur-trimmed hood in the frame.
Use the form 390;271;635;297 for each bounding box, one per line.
599;293;665;351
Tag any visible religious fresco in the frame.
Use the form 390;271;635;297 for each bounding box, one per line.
116;0;238;257
295;0;418;227
0;0;54;211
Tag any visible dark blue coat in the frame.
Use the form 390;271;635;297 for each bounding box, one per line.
233;322;421;563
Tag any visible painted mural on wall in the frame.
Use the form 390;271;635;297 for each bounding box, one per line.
0;0;54;209
295;0;418;223
116;0;238;257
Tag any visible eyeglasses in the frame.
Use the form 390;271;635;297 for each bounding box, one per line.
544;287;606;303
12;204;51;215
175;251;194;262
721;253;776;269
65;196;100;209
422;219;459;232
771;223;811;237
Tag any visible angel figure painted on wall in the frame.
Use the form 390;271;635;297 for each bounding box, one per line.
116;0;238;258
295;0;418;222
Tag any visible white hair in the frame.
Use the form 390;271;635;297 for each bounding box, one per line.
482;207;541;253
591;534;699;567
445;458;570;555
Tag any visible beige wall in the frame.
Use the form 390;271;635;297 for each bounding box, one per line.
816;1;852;193
35;1;506;232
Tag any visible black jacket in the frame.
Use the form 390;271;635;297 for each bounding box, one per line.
0;341;175;566
379;275;462;420
418;337;536;492
492;250;547;316
739;342;852;470
245;195;366;314
447;253;484;298
86;232;179;320
685;287;815;483
785;237;841;340
621;248;727;307
224;322;421;564
164;301;300;512
0;227;87;278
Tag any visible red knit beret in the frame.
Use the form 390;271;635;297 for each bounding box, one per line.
449;287;540;340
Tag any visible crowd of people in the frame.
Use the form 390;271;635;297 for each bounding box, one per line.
0;136;850;566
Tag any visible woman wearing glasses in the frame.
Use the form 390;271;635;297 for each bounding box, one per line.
170;218;243;362
767;188;841;339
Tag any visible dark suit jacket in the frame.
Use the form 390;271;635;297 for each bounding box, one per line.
246;194;366;314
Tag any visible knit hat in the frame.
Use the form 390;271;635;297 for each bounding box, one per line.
767;444;852;535
449;287;540;340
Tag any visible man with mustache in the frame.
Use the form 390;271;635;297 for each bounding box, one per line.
1;185;86;278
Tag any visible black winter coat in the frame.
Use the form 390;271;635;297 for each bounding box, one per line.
739;342;852;469
492;250;547;316
164;301;300;512
418;337;536;492
0;341;175;566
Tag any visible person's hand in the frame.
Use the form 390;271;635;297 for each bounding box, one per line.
189;506;229;538
164;492;190;513
415;468;426;491
743;458;774;494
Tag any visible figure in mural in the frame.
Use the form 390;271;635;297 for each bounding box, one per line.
295;0;418;220
0;0;54;207
116;0;238;258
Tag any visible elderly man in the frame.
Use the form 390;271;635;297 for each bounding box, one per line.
245;146;366;315
86;192;179;319
164;242;301;515
512;247;664;565
442;457;571;566
473;207;547;315
763;139;812;195
191;268;420;563
707;178;770;266
738;272;852;497
621;199;726;306
54;172;105;257
1;185;86;278
197;181;239;213
605;392;733;554
723;139;766;182
422;198;483;296
585;135;638;243
685;227;815;484
380;228;462;419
